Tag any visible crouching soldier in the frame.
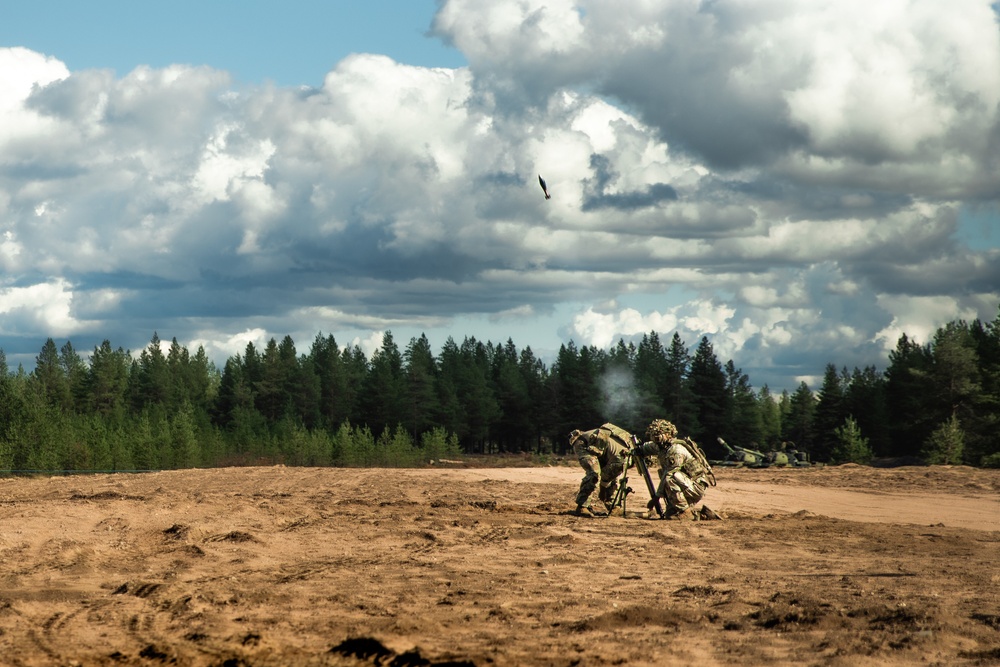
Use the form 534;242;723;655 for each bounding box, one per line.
569;423;634;517
634;419;721;520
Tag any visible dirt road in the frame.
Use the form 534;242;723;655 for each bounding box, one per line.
1;463;998;666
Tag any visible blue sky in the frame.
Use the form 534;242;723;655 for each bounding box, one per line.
1;0;998;396
4;1;466;84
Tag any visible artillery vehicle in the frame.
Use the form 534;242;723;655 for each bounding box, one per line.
714;438;813;468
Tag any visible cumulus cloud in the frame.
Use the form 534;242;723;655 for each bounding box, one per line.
0;0;998;393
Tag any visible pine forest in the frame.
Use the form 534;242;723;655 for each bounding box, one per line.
2;305;999;473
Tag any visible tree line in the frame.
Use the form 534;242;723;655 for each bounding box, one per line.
2;305;998;472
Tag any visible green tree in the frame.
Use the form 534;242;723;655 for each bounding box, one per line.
725;360;762;454
291;353;322;429
310;334;356;429
131;333;170;409
403;334;440;440
551;341;601;449
492;339;533;452
970;310;1000;464
664;333;696;434
32;338;72;411
922;414;965;465
757;385;782;449
165;338;189;410
340;423;376;467
420;426;462;462
255;337;289;422
783;382;817;456
87;340;131;416
213;355;256;430
831;416;872;464
435;337;467;443
359;331;405;438
884;334;935;457
0;350;15;468
188;346;218;411
519;345;552;453
60;340;88;410
844;366;891;458
634;332;669;427
929;322;982;438
341;344;369;426
171;400;201;468
456;337;501;452
687;337;728;448
813;364;847;462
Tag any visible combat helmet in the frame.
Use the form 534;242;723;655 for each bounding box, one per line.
646;419;677;441
568;429;585;446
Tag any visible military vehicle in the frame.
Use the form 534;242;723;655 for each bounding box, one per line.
714;438;813;468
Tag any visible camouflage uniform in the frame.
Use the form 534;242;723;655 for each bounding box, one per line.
569;423;633;515
634;419;714;519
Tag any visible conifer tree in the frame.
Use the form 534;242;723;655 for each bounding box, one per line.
491;338;531;452
311;334;350;429
33;338;72;411
60;341;88;410
687;336;728;448
403;334;439;440
969;310;1000;463
844;366;891;457
783;382;817;455
132;333;170;409
518;345;551;452
922;414;965;465
725;360;762;452
457;337;501;452
813;363;847;462
884;334;935;457
757;385;782;448
87;340;131;417
359;331;405;439
435;337;468;441
664;333;696;434
831;416;872;464
635;332;668;426
552;341;600;448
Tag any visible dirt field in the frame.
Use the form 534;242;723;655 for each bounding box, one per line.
1;462;998;666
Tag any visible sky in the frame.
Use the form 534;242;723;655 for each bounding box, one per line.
2;0;999;395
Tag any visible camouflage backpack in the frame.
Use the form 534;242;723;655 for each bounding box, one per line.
599;423;636;449
677;436;717;487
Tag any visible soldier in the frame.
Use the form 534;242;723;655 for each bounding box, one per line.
634;419;720;521
569;423;634;517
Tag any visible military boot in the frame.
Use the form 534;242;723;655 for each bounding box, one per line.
574;505;596;517
667;508;697;521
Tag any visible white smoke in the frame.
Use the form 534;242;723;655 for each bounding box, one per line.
598;365;642;428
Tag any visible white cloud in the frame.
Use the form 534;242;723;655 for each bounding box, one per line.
873;295;990;351
678;300;735;336
0;279;82;336
572;306;679;349
353;330;386;359
0;48;69;106
189;327;269;362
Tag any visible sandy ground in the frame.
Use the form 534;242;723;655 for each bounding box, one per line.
1;463;998;666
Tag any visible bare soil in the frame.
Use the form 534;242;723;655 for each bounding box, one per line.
1;463;998;666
